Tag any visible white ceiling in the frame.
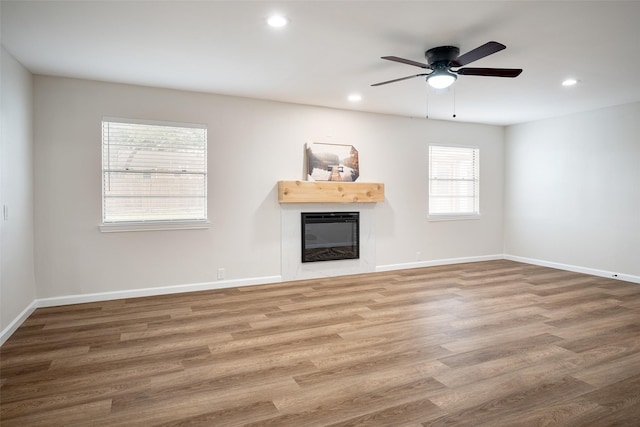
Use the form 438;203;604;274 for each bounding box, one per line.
2;1;640;125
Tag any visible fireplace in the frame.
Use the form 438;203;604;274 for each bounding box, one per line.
301;212;359;263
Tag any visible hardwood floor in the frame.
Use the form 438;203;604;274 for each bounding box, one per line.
1;260;640;426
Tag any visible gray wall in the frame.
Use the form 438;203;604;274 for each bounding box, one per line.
32;75;505;299
1;47;36;337
505;102;640;277
4;64;638;341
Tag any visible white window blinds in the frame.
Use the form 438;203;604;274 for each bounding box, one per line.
429;145;480;217
102;118;207;223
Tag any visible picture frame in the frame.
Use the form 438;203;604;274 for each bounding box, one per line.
306;142;359;182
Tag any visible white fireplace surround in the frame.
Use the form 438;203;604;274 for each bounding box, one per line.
281;204;377;281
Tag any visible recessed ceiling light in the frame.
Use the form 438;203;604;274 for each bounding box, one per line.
562;78;578;87
267;15;288;28
348;94;362;102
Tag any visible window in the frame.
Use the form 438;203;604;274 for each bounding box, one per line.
428;145;479;219
101;118;207;228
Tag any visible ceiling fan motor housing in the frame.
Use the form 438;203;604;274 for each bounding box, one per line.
425;46;460;66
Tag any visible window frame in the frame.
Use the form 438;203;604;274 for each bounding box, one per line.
100;117;210;233
427;144;481;221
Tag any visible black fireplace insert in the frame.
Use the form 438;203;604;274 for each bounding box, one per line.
301;212;359;263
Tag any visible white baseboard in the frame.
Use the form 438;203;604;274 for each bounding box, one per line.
375;254;504;273
504;254;640;284
0;300;38;346
36;275;283;308
1;275;281;346
4;254;638;345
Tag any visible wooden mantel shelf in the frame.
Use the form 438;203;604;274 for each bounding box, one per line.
278;181;385;203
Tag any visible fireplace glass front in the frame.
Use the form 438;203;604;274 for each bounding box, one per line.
301;212;359;263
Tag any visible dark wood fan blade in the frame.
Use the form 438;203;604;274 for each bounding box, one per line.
456;67;522;77
381;56;430;69
371;73;429;86
452;41;506;67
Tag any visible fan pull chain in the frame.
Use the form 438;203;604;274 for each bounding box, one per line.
453;87;457;118
426;87;429;119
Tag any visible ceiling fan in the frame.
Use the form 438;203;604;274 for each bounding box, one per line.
372;41;522;89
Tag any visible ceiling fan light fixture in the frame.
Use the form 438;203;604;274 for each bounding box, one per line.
427;73;457;89
427;70;457;89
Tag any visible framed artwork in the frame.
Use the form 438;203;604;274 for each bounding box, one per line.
306;143;359;182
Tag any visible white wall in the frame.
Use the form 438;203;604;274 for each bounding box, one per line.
13;71;639;340
373;116;505;267
504;102;640;278
1;46;37;338
33;76;505;299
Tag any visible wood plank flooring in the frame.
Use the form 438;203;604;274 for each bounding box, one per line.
2;260;640;426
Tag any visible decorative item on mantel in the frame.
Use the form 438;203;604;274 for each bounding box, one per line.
307;142;359;182
277;142;384;203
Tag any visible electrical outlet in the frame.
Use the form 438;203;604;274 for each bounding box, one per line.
3;205;8;221
416;251;421;261
217;268;225;280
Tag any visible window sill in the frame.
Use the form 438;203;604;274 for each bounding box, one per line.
428;214;481;222
99;220;211;233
